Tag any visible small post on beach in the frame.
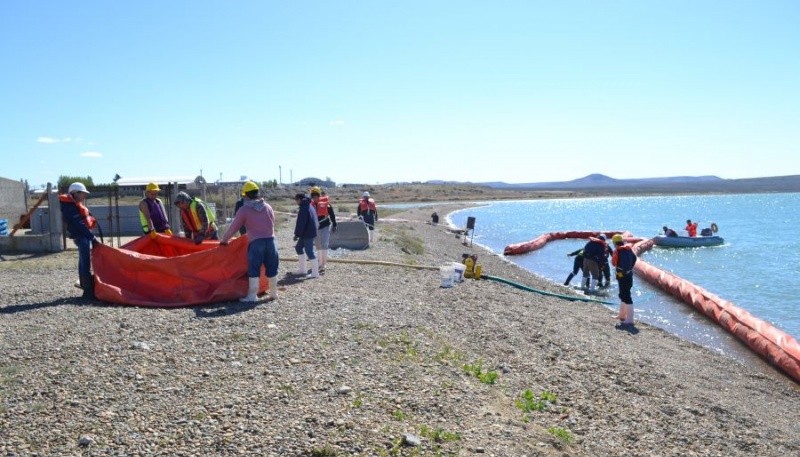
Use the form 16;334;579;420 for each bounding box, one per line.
465;217;476;247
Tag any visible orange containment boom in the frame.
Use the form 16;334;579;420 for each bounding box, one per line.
503;231;637;256
92;234;267;307
504;232;800;384
631;238;800;384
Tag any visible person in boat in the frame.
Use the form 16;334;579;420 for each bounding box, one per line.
685;219;698;237
700;227;713;236
309;186;337;272
563;248;584;286
581;234;608;292
59;182;100;299
662;226;678;237
219;181;279;302
174;191;218;244
612;233;638;327
138;182;172;238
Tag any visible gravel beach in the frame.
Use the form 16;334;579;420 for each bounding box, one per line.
2;204;799;456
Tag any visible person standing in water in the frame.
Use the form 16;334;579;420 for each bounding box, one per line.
612;234;638;327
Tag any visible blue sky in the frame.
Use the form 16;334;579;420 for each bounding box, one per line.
2;1;799;189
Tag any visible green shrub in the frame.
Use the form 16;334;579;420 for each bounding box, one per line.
462;361;498;385
420;425;461;442
548;427;574;443
516;389;558;414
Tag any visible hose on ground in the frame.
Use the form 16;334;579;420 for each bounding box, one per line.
481;274;615;305
279;257;439;271
280;256;613;304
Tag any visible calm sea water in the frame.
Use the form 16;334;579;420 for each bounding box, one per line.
438;193;800;365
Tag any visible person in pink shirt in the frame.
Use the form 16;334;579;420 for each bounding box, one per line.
220;181;279;302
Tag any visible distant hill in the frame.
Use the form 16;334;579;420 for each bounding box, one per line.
428;174;800;194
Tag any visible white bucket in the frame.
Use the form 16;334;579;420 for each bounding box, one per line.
439;265;454;288
452;262;466;282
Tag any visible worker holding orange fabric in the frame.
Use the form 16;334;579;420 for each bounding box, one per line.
174;192;218;244
219;181;279;302
59;182;99;299
138;182;172;238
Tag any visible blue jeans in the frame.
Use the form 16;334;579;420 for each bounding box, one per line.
247;237;279;278
294;237;316;259
74;236;92;278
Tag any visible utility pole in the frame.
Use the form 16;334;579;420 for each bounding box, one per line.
290;170;293;185
279;166;282;185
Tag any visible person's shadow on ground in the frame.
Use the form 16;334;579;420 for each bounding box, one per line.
615;323;640;335
0;297;101;314
193;299;262;318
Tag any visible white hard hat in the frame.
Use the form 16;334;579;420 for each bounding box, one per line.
68;182;89;194
362;191;370;198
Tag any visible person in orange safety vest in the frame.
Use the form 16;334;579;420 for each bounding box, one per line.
309;187;337;271
174;192;218;244
357;191;378;241
59;182;100;299
685;219;698;237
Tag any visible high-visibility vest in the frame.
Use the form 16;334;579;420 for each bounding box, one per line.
181;198;217;235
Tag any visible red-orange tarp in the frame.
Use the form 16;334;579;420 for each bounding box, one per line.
92;234;266;307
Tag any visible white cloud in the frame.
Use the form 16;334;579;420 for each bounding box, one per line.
80;151;103;158
329;119;345;126
37;136;73;144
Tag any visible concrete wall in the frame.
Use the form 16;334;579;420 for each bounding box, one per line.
0;177;26;224
30;205;143;236
0;185;62;254
0;186;220;254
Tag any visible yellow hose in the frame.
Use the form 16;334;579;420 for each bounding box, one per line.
279;256;439;270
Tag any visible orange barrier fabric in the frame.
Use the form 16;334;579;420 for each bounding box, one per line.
92;234;266;307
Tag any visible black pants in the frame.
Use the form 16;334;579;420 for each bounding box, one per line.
617;275;634;304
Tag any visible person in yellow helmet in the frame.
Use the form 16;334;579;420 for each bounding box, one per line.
611;233;638;328
219;181;279;302
309;186;336;271
138;182;172;238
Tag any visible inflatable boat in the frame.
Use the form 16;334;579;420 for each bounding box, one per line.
653;235;724;248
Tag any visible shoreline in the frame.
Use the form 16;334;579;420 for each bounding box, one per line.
436;204;794;383
1;204;798;455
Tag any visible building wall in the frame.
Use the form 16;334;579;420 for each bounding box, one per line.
0;177;27;225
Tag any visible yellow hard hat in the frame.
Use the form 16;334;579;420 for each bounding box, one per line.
145;182;160;192
611;234;624;243
309;186;322;196
242;181;259;194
